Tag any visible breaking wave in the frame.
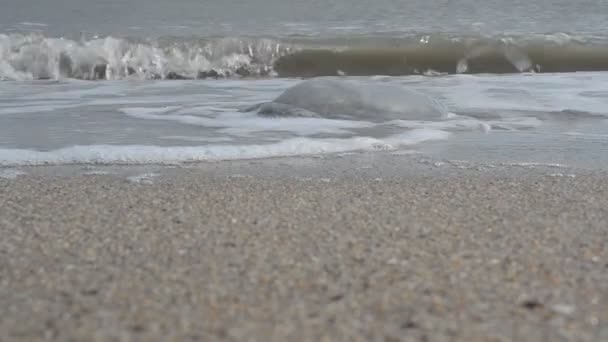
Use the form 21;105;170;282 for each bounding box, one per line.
0;33;290;80
2;32;608;80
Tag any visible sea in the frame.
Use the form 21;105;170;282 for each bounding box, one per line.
2;0;608;170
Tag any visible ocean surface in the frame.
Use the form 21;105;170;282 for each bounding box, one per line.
1;0;608;168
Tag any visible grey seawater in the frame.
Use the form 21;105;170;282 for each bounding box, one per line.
2;73;608;168
2;0;608;169
1;0;607;37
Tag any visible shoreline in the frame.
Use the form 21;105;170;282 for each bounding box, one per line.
0;148;604;180
1;158;607;341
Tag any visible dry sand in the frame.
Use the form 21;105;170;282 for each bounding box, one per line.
1;158;607;341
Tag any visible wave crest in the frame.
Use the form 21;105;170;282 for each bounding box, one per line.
3;32;608;80
0;33;291;80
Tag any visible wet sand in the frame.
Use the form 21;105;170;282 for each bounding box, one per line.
1;158;607;341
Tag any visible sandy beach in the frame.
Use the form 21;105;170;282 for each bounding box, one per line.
3;0;608;341
1;158;607;341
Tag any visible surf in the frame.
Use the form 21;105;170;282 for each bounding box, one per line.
3;32;608;81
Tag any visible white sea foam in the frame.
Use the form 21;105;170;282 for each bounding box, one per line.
127;173;159;184
119;107;376;136
564;132;608;138
0;169;27;179
0;33;288;80
547;173;576;178
84;169;112;175
18;22;48;27
0;129;448;166
160;136;234;143
502;162;566;168
391;117;493;132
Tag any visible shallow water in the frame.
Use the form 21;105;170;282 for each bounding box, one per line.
1;73;607;167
